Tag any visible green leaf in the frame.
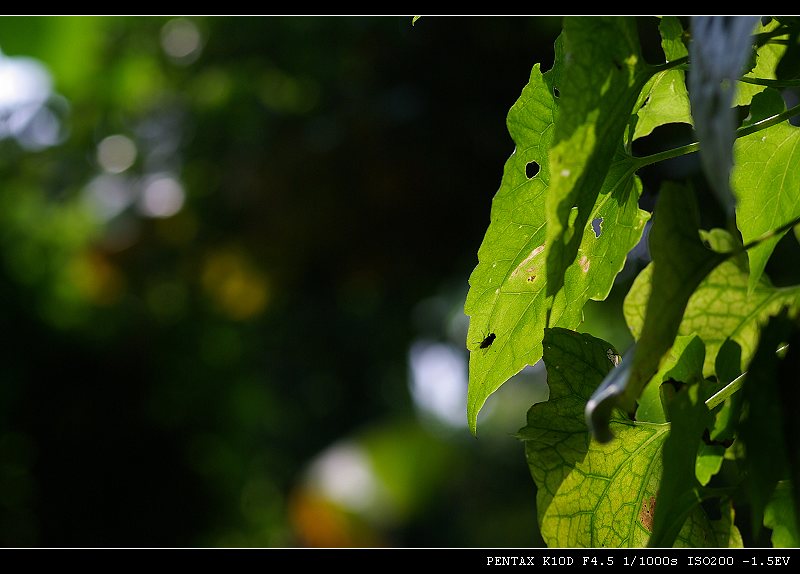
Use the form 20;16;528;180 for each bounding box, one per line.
649;380;715;547
712;499;744;548
636;334;706;425
625;229;800;376
520;328;721;547
588;183;724;441
709;339;744;442
696;339;743;485
740;311;797;533
411;16;421;26
463;48;562;435
734;19;788;107
465;36;649;434
732;89;800;293
545;17;650;303
696;445;726;487
765;481;800;547
660;16;689;61
633;17;692;140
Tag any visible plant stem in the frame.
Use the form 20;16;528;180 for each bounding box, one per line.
650;55;689;73
739;76;800;87
705;345;789;409
753;25;791;46
740;215;800;252
633;142;699;169
705;372;746;410
634;101;800;169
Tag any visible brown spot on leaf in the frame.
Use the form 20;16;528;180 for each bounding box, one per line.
511;245;545;280
579;255;590;273
639;496;656;532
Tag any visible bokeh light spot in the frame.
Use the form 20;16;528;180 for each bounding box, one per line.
201;249;270;320
161;18;202;64
68;251;125;306
97;134;137;174
83;174;135;221
408;341;468;428
138;175;185;219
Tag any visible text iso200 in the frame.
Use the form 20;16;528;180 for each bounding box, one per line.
687;556;735;566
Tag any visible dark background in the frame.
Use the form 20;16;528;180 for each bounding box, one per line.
2;16;781;548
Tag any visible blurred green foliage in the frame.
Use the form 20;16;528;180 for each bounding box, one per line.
0;16;570;547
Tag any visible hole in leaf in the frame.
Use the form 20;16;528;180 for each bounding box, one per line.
702;428;734;448
553;86;560;98
591;217;603;238
636;16;666;65
525;161;540;179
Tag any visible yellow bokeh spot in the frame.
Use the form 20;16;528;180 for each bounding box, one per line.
68;251;125;306
201;248;270;320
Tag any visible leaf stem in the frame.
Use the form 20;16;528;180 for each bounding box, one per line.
752;25;791;46
739;215;800;252
633;142;699;169
739;76;800;87
738;101;800;137
649;55;689;73
705;345;789;410
634;101;800;169
705;373;746;410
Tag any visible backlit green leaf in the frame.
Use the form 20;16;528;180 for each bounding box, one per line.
711;500;744;548
734;19;788;107
588;183;723;441
765;481;799;547
633;17;692;140
625;229;800;376
696;339;743;485
732;88;800;292
649;380;715;548
520;328;721;547
636;334;706;425
545;17;650;303
465;35;649;434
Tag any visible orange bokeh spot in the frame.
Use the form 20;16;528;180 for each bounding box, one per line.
288;489;383;548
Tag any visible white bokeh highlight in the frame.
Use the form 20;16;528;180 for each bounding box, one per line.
409;340;468;428
138;174;185;218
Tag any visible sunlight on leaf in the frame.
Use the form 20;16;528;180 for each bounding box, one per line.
633;17;692;140
765;481;799;547
588;183;723;441
649;380;715;548
625;229;800;377
636;334;705;425
465;34;648;434
734;19;788;107
520;328;721;547
732;88;800;293
711;500;744;547
546;17;650;304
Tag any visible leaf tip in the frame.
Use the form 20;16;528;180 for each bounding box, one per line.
467;398;480;437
